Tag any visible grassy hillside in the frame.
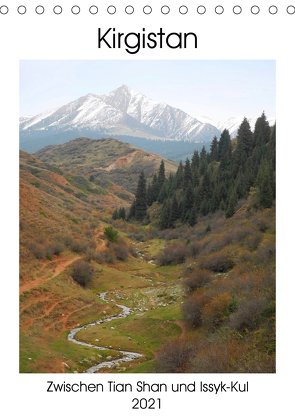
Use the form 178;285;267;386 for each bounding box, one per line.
19;148;181;373
34;137;178;194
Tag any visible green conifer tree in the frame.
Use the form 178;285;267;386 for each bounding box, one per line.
112;208;119;220
158;184;168;203
157;160;166;192
259;175;273;208
199;170;212;202
182;181;194;221
199;146;208;174
219;199;226;211
210;136;218;161
183;158;192;187
200;199;209;216
225;190;237;218
118;207;126;220
256;162;274;208
218;129;232;170
191;150;200;171
175;161;184;188
151;173;159;203
146;183;153;206
233;118;253;176
253;111;271;147
128;200;136;220
159;200;170;229
135;171;147;221
188;204;197;226
169;194;179;228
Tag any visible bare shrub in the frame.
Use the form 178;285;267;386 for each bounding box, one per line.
114;244;128;261
89;220;99;229
231;225;256;242
99;250;116;264
28;242;46;259
146;228;159;240
201;292;231;328
200;233;232;255
84;229;94;239
127;232;145;242
49;241;65;256
88;240;97;250
199;247;235;272
184;269;213;293
252;211;272;232
62;235;74;247
127;224;139;234
182;290;209;328
156;338;194;373
35;236;47;245
19;218;25;231
45;244;54;257
189;337;275;373
243;232;262;251
188;241;200;257
256;237;276;263
156;245;189;266
190;339;247;373
223;266;270;294
230;225;263;251
70;239;88;254
71;260;94;288
83;249;102;263
159;229;180;241
229;297;268;332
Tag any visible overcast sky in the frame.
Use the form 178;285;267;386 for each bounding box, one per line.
19;60;275;121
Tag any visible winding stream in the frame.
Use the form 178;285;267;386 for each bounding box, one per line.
67;292;143;373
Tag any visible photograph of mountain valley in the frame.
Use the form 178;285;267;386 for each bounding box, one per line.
19;61;276;373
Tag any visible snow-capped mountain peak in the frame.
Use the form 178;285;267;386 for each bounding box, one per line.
19;85;275;153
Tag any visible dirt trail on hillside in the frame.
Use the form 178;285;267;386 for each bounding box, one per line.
19;256;80;295
94;226;107;253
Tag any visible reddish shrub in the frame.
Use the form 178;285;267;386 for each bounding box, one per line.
71;260;94;288
28;242;46;259
156;337;194;373
47;241;65;256
200;232;232;255
156;245;189;266
199;247;236;272
114;245;128;261
182;290;209;328
184;269;213;293
229;297;268;331
256;236;275;263
99;250;116;264
201;292;231;328
190;339;248;373
189;337;275;373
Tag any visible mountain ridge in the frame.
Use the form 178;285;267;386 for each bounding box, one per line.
19;85;220;151
20;85;275;154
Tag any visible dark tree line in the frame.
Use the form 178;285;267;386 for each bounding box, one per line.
113;113;275;229
112;207;126;221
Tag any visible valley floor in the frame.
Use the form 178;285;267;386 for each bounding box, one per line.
19;230;184;373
